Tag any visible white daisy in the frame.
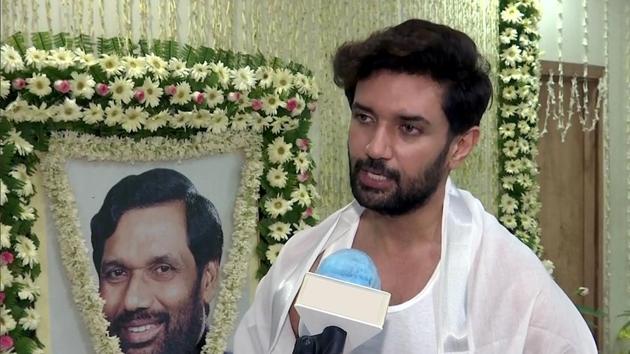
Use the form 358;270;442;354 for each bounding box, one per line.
170;110;191;129
24;48;48;70
26;74;52;97
19;307;40;331
500;28;518;44
109;77;134;104
265;196;293;218
204;87;224;108
499;123;516;138
170;82;192;105
291;184;312;207
504;159;521;174
6;129;33;155
70;72;95;99
83;103;105;124
255;66;274;88
189;109;211;129
5;98;28;121
270;118;285;134
14;235;37;267
266;166;288;188
73;48;98;68
104;102;125;126
266;243;283;264
168;58;189;78
54;98;82;122
499;214;518;229
273;68;293;94
210;61;230;87
121;107;148;132
123;56;146;78
0;305;17;334
99;54;123;77
145;54;168;80
293;152;311;173
500;45;522;67
500;194;519;214
145;111;169;131
267;137;293;164
249;112;272;132
49;47;76;70
500;4;524;24
0;265;14;290
9;165;33;197
190;62;210;82
262;94;283;115
0;180;8;206
0;77;10;99
140;78;163;107
231;113;249;131
268;222;291;242
232;66;256;91
502;86;517;101
0;224;11;248
502;140;519;158
293;73;311;95
1;45;25;73
208;108;229;133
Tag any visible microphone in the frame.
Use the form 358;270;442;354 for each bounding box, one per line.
292;249;391;354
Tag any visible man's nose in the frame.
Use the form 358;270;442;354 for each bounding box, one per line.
365;126;393;160
123;273;153;311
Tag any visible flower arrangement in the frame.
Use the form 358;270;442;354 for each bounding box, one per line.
0;31;319;354
497;0;544;256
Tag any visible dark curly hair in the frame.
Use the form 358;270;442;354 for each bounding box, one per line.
333;19;492;135
90;168;223;276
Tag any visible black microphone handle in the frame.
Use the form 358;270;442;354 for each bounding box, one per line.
292;326;348;354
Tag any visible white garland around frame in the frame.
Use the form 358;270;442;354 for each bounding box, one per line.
41;131;263;354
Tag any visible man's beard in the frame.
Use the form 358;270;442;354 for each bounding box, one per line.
349;141;450;216
108;281;206;354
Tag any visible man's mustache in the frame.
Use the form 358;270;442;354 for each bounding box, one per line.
110;309;170;332
354;158;400;182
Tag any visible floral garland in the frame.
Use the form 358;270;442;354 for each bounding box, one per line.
0;32;319;354
497;0;544;257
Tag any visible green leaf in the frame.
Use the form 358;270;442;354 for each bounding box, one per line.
196;46;216;64
162;40;179;60
8;32;27;55
74;33;94;53
53;32;74;49
179;44;197;64
31;32;53;51
138;39;150;55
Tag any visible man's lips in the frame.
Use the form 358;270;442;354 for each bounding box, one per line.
358;169;394;189
119;319;165;345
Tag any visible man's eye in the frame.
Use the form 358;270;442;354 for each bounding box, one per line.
401;124;420;135
155;264;173;274
353;113;372;123
104;268;127;282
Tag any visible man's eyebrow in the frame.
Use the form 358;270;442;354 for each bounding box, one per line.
101;259;126;270
396;113;431;125
149;254;183;266
351;102;376;115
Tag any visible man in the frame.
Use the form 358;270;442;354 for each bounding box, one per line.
234;19;597;353
91;168;223;354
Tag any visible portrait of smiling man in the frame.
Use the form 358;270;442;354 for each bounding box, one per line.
90;168;223;354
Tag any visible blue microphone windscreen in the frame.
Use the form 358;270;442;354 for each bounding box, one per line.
316;249;381;290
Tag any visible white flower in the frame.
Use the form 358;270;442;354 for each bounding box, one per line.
577;286;589;297
267;166;288;188
54;98;82;122
73;48;97;68
6;129;33;155
293;152;311;173
0;265;13;291
267;137;293;164
500;28;518;44
294;219;312;232
210;61;231;87
268;222;291;242
0;306;17;334
109;77;134;104
504;159;522;174
25;73;51;97
122;107;148;132
205;87;224;108
49;47;75;70
104;102;125;126
231;113;249;131
542;259;555;275
170;110;191;129
232;66;256;91
25;48;48;70
501;4;523;23
0;77;10;99
5;97;28;122
293;73;311;95
0;223;11;248
0;180;7;206
19;205;36;221
14;235;37;267
16;275;39;302
9;165;33;197
145;111;169;131
500;194;519;214
1;45;25;73
499;214;517;229
500;104;518;118
190;62;210;82
500;45;522;67
83;103;105;124
168;58;189;78
502;140;519;158
262;94;283;115
170;82;192;105
145;54;168;80
266;243;283;264
499;123;516;139
140;78;163;107
70;72;95;99
189;109;211;129
29;103;53;122
208;108;229;133
291;184;312;207
123;56;146;78
256;66;275;88
264;195;293;218
518;120;531;135
99;54;123;77
502;86;517;101
19;307;40;331
273;68;293;94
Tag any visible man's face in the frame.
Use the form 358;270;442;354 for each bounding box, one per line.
348;70;453;215
99;200;218;354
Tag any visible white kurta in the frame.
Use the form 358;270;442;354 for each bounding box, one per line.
234;180;597;354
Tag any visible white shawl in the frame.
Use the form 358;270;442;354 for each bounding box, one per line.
234;180;597;353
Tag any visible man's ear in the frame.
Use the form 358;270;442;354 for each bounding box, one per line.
448;126;480;170
201;261;220;304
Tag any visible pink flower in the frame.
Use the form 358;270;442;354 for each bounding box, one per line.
286;98;298;112
251;99;263;111
134;89;146;103
192;91;205;105
297;171;310;183
164;85;177;96
0;251;14;265
54;80;71;94
302;207;314;219
307;101;317;112
11;78;26;90
296;138;310;151
96;83;110;96
0;292;5;304
0;335;14;351
227;92;241;102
